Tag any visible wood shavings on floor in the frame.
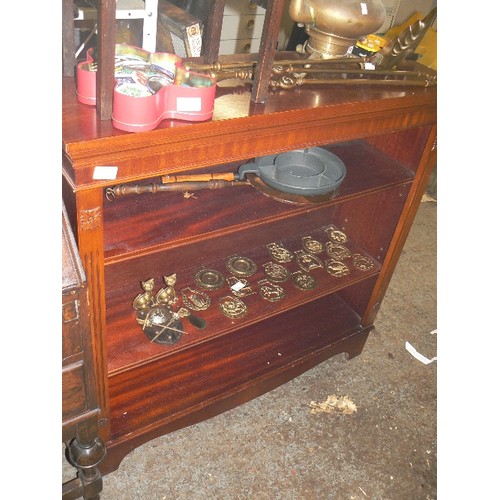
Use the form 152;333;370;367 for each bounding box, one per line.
421;193;436;203
309;395;357;415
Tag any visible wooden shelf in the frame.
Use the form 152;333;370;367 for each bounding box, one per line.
102;139;414;261
62;72;436;190
107;292;367;442
105;222;381;373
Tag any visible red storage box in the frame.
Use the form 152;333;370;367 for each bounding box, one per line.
76;45;216;132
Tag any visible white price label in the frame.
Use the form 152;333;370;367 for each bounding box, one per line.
230;281;246;292
177;97;202;112
93;166;118;180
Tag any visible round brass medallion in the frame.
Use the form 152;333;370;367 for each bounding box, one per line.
226;255;257;277
353;254;374;271
194;268;226;290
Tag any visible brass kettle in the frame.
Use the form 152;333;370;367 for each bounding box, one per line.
289;0;386;58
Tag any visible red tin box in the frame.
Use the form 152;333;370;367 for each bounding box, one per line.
76;45;216;132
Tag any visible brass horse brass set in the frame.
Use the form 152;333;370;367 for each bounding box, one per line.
133;225;375;343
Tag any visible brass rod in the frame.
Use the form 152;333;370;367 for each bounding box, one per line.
280;78;436;87
185;57;364;72
275;68;424;77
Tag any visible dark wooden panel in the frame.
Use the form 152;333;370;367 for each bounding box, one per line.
331;184;412;261
365;126;433;172
62;295;83;362
62;363;87;420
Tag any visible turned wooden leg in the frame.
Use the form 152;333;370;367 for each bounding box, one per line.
64;418;106;500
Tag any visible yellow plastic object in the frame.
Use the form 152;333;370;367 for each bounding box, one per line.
356;35;387;54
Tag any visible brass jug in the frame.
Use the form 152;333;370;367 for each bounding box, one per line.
289;0;386;58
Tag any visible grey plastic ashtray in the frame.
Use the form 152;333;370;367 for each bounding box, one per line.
236;147;346;196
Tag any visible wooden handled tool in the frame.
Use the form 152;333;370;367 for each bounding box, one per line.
106;179;248;199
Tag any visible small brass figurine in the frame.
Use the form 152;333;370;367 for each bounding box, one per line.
155;273;178;305
132;278;156;311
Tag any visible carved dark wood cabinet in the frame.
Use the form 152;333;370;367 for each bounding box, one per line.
62;0;436;478
62;203;106;499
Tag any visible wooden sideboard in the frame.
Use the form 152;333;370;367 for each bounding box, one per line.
62;55;436;474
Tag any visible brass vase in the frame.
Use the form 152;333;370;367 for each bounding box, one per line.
289;0;386;58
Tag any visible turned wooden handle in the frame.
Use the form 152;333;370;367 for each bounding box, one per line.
106;180;248;199
162;173;236;183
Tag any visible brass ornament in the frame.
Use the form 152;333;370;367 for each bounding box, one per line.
267;242;294;263
325;259;350;277
133;278;184;344
219;295;248;319
155;273;178;305
132;278;156;311
227;276;256;297
258;279;286;302
263;261;290;283
295;250;324;272
291;270;317;290
226;255;257;277
324;226;347;243
194;268;226;290
181;287;211;311
289;0;386;58
325;242;351;261
302;236;324;254
353;253;374;271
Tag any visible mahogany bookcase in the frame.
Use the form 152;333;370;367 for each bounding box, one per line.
62;0;436;475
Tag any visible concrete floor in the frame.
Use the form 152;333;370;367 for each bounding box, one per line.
64;199;437;500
